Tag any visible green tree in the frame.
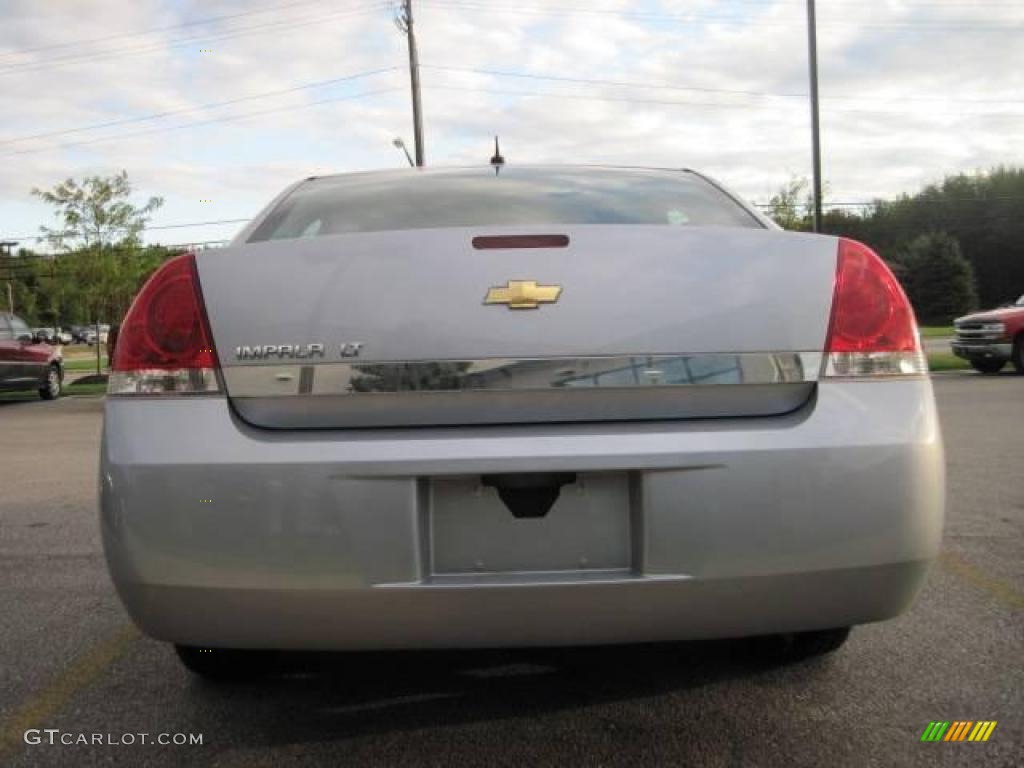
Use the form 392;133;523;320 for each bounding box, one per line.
767;177;812;231
819;167;1024;307
898;233;978;325
31;170;163;251
26;172;168;325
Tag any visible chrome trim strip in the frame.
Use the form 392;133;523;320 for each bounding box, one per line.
232;384;815;428
222;352;822;398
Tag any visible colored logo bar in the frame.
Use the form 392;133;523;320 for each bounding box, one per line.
920;721;997;742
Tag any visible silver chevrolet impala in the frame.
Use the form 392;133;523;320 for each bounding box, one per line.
100;166;944;679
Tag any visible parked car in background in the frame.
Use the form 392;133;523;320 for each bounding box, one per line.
36;327;70;345
101;165;945;680
85;328;109;345
952;293;1024;373
0;312;64;399
70;325;89;343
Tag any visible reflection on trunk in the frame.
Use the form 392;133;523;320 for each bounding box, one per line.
344;354;810;393
350;362;474;392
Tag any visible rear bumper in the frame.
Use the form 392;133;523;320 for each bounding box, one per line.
100;379;945;650
118;563;930;650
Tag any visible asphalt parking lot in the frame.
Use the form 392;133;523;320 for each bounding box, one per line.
1;374;1020;767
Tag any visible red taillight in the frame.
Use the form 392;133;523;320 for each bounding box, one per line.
109;253;220;394
823;238;926;377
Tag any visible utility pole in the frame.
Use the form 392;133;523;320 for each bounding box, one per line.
806;0;823;232
1;240;17;312
396;0;425;166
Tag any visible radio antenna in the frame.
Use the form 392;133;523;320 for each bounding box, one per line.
490;136;505;175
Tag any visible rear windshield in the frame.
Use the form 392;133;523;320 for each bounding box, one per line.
247;167;762;241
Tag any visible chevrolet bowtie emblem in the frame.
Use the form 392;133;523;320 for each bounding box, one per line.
484;280;563;310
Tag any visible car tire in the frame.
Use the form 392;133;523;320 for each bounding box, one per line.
38;364;61;400
174;644;277;681
970;359;1005;374
1012;336;1024;374
747;627;851;664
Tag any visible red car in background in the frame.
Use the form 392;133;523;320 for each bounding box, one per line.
952;294;1024;374
0;312;64;399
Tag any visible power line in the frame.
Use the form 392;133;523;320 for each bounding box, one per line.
1;86;403;157
141;219;250;232
418;0;1024;31
669;0;1024;5
420;0;1024;25
426;82;786;111
4;219;251;243
421;64;1024;106
422;64;808;100
0;3;389;77
0;4;389;76
0;0;328;61
753;202;872;208
752;196;1024;207
423;83;1024;118
2;62;1015;156
160;239;232;249
793;0;1024;4
659;0;1024;4
0;67;400;147
9;61;1011;152
467;0;1024;6
4;0;1009;64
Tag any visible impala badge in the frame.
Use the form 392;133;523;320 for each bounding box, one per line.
484;280;562;310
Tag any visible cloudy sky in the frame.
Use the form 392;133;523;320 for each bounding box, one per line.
1;0;1021;249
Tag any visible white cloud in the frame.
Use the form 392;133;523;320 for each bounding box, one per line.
1;0;1021;246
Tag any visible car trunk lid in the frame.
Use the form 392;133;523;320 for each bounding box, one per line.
197;225;837;428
